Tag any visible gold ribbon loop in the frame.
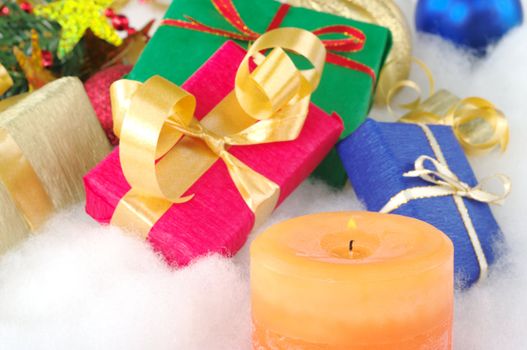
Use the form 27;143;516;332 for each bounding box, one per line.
386;57;435;115
110;79;142;139
447;97;509;154
387;58;509;155
0;128;54;230
118;76;196;201
236;28;325;120
110;28;326;237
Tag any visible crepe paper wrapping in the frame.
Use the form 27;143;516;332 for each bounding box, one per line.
85;64;133;145
127;0;391;188
84;41;343;266
337;119;504;288
282;0;412;106
0;77;112;254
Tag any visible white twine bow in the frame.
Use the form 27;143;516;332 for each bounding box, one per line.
380;123;512;284
402;155;510;205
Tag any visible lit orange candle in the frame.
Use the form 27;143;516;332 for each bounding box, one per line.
251;211;454;349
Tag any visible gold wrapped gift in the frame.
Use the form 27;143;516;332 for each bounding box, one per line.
0;77;111;253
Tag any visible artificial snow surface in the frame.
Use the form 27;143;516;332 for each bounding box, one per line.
1;0;527;349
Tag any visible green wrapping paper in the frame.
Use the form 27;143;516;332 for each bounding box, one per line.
128;0;391;187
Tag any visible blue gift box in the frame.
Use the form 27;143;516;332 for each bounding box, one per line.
337;119;504;288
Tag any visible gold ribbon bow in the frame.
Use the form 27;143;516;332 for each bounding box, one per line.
380;124;511;282
109;28;326;237
387;58;509;155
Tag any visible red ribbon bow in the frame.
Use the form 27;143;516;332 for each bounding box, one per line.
161;0;376;83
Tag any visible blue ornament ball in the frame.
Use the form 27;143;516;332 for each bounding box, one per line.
416;0;523;53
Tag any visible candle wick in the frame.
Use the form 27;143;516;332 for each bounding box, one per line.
349;240;354;252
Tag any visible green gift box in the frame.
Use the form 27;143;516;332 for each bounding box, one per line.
128;0;392;187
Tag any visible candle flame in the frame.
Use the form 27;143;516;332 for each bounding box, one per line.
347;217;357;230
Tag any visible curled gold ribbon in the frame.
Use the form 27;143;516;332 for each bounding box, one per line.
0;63;14;96
380;124;511;282
446;97;509;154
110;28;326;237
386;57;436;115
387;59;509;155
0;128;54;231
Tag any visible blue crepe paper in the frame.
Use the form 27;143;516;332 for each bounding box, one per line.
337;119;504;288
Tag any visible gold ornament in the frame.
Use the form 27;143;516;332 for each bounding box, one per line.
0;63;14;96
13;30;56;91
34;0;123;58
282;0;412;106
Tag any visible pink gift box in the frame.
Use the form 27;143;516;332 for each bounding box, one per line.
84;41;343;266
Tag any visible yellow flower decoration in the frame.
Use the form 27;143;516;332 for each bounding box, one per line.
34;0;123;58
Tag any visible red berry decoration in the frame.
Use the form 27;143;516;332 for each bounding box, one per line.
41;50;53;68
19;1;33;13
104;8;115;18
112;14;130;31
0;5;10;15
104;8;137;35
